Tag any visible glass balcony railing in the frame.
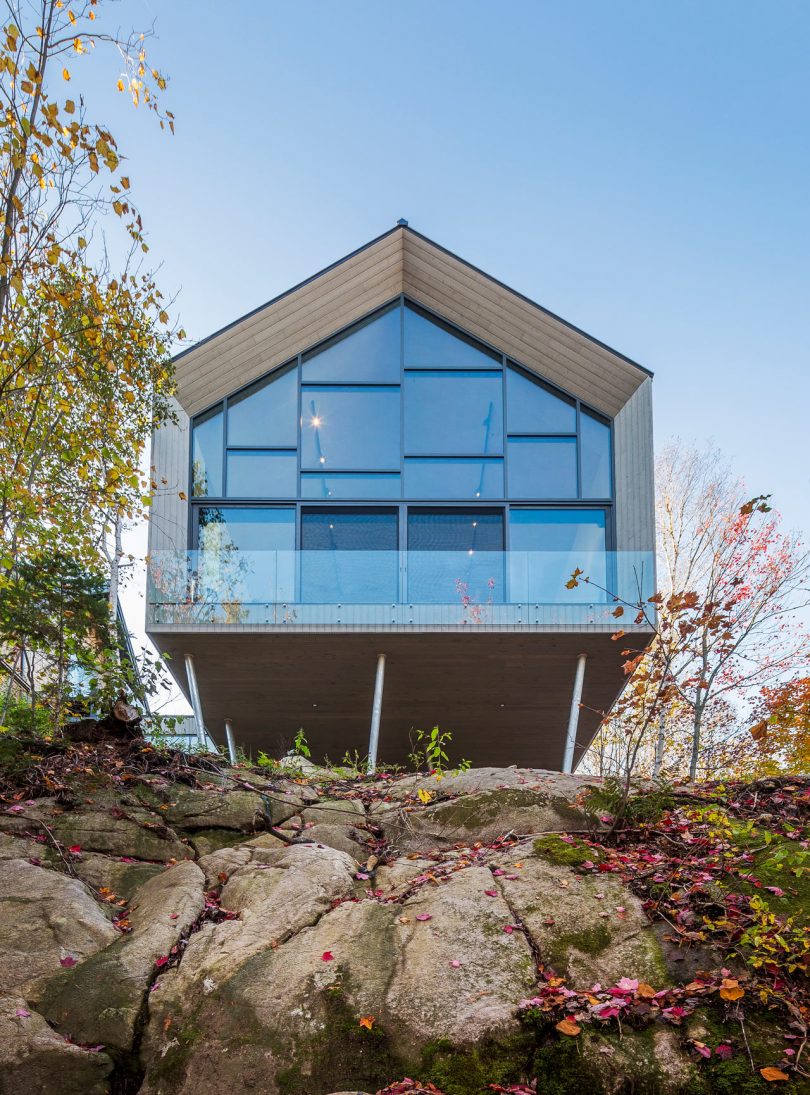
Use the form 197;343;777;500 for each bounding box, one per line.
147;550;655;629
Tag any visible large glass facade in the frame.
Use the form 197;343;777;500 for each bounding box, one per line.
188;300;615;603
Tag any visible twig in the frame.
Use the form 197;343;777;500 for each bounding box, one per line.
738;1013;755;1073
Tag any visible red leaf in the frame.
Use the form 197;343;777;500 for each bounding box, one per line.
59;955;77;968
321;950;334;962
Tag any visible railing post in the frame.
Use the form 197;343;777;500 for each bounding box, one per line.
562;653;587;774
224;718;238;765
367;653;386;775
184;653;207;749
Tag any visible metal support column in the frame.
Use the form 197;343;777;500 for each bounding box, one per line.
184;653;207;749
562;653;587;774
367;653;386;775
224;719;238;766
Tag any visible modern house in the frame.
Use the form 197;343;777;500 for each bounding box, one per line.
146;223;655;772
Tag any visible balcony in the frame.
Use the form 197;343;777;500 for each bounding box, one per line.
147;549;655;631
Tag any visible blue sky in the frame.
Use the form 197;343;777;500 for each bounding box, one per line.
104;1;809;702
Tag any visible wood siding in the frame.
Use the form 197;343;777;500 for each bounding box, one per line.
176;231;404;416
400;233;643;416
172;226;650;420
147;397;190;556
614;377;655;553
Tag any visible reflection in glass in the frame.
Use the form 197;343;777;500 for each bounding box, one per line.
227;366;297;448
580;410;612;498
301;473;400;500
226;451;297;498
301;509;398;602
302;305;401;383
300;386;400;470
404;458;503;499
196;506;295;604
508;508;607;602
404;371;503;455
506;365;576;434
507;437;577;498
191;407;223;497
407;508;505;604
404;303;498;368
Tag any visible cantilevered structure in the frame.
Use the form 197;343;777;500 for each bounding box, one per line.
146;223;655;771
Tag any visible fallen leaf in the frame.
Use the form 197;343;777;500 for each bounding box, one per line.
720;979;744;1001
359;1015;375;1030
556;1018;581;1036
321;951;335;962
59;955;77;968
484;889;498;897
760;1067;789;1082
715;1044;734;1060
450;960;461;968
14;1008;30;1018
415;913;432;922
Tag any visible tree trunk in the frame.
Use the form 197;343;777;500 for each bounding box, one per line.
652;714;666;779
107;511;124;660
689;703;703;782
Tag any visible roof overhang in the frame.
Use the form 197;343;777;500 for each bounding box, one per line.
173;226;651;420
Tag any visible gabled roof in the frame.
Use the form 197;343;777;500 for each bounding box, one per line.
174;224;651;419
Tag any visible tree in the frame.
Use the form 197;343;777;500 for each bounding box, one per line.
581;441;810;782
0;552;109;728
0;1;181;583
655;442;809;779
749;676;810;775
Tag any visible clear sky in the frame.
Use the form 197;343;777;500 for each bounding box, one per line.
107;1;808;710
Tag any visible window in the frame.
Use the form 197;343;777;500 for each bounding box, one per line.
508;509;607;603
187;301;617;602
191;407;223;497
301;508;399;551
196;507;295;603
227;366;297;448
580;410;612;498
404;458;503;499
506;366;576;433
404;371;503;455
300;508;398;602
226;451;297;498
301;385;400;470
507;437;578;499
302;305;401;383
301;472;400;500
407;508;505;603
404;303;498;368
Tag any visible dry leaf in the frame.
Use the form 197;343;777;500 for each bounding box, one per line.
760;1067;790;1082
556;1018;581;1036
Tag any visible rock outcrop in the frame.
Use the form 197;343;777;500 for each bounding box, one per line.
0;756;803;1095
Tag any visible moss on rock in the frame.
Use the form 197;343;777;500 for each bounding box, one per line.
532;834;602;868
